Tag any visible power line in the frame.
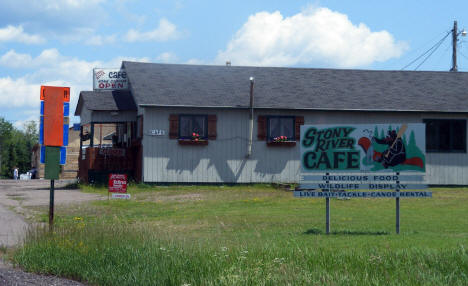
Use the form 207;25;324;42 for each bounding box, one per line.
431;40;451;69
401;31;451;70
414;34;450;70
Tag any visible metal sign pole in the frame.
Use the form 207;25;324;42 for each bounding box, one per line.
49;179;54;231
326;197;330;234
396;172;400;234
325;172;330;234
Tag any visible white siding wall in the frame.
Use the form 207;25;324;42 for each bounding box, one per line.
142;107;468;185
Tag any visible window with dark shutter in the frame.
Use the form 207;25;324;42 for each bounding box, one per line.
208;115;217;139
295;116;304;140
169;114;179;139
258;116;266;140
260;115;302;146
169;114;215;145
267;116;295;141
179;115;208;139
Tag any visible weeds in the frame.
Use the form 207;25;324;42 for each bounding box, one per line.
13;186;468;285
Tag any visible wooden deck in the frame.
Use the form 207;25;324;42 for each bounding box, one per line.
78;144;142;183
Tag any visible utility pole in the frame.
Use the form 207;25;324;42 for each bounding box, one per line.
451;21;458;72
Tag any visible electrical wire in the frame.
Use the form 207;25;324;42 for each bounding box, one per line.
414;33;451;70
431;40;451;70
401;31;451;70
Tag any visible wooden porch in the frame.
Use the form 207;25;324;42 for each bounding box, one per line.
78;143;142;184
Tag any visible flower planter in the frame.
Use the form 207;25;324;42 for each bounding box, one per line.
178;139;208;146
267;141;296;147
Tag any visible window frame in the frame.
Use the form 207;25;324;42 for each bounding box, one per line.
266;115;296;142
178;114;209;140
423;118;466;153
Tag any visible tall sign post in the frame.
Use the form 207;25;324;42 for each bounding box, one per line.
295;123;431;234
39;86;70;230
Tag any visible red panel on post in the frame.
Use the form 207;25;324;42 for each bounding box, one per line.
42;86;65;146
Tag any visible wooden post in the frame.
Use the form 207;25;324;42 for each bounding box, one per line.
90;123;95;147
451;21;458;72
79;126;83;150
99;124;103;147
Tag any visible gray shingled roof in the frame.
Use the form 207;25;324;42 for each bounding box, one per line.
122;61;468;113
75;90;137;115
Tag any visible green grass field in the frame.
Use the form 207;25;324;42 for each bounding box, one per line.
13;185;468;285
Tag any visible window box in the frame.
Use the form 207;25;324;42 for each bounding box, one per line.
178;139;208;146
266;141;296;147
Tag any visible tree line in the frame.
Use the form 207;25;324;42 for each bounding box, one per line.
0;117;38;178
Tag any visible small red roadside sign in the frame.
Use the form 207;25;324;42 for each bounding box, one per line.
108;174;127;193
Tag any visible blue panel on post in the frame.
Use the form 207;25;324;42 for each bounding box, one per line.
60;146;67;165
63;102;69;117
63;124;69;146
39;116;44;145
40;145;45;164
40;101;44;115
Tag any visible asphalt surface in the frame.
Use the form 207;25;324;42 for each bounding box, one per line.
0;179;103;285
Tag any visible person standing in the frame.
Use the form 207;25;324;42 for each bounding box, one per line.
13;167;18;180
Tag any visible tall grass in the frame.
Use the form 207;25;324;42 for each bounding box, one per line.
14;220;468;285
13;186;468;285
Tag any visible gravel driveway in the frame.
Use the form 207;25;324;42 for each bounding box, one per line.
0;179;103;285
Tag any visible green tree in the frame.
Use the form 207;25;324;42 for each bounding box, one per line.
0;118;14;178
0;118;38;178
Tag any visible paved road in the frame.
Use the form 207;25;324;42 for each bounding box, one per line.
0;179;103;285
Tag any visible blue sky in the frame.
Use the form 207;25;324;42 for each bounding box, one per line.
1;0;468;128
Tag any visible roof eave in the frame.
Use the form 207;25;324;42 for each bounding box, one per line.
138;104;468;113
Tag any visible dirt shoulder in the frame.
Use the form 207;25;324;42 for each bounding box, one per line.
0;179;103;285
0;259;86;286
0;179;103;225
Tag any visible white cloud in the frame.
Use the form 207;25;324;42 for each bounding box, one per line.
0;77;39;108
0;0;109;43
0;49;65;69
84;34;117;46
185;58;205;65
216;7;407;68
156;52;178;63
42;0;105;10
0;50;33;68
0;49;150;125
0;25;45;44
124;18;179;42
13;115;39;130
